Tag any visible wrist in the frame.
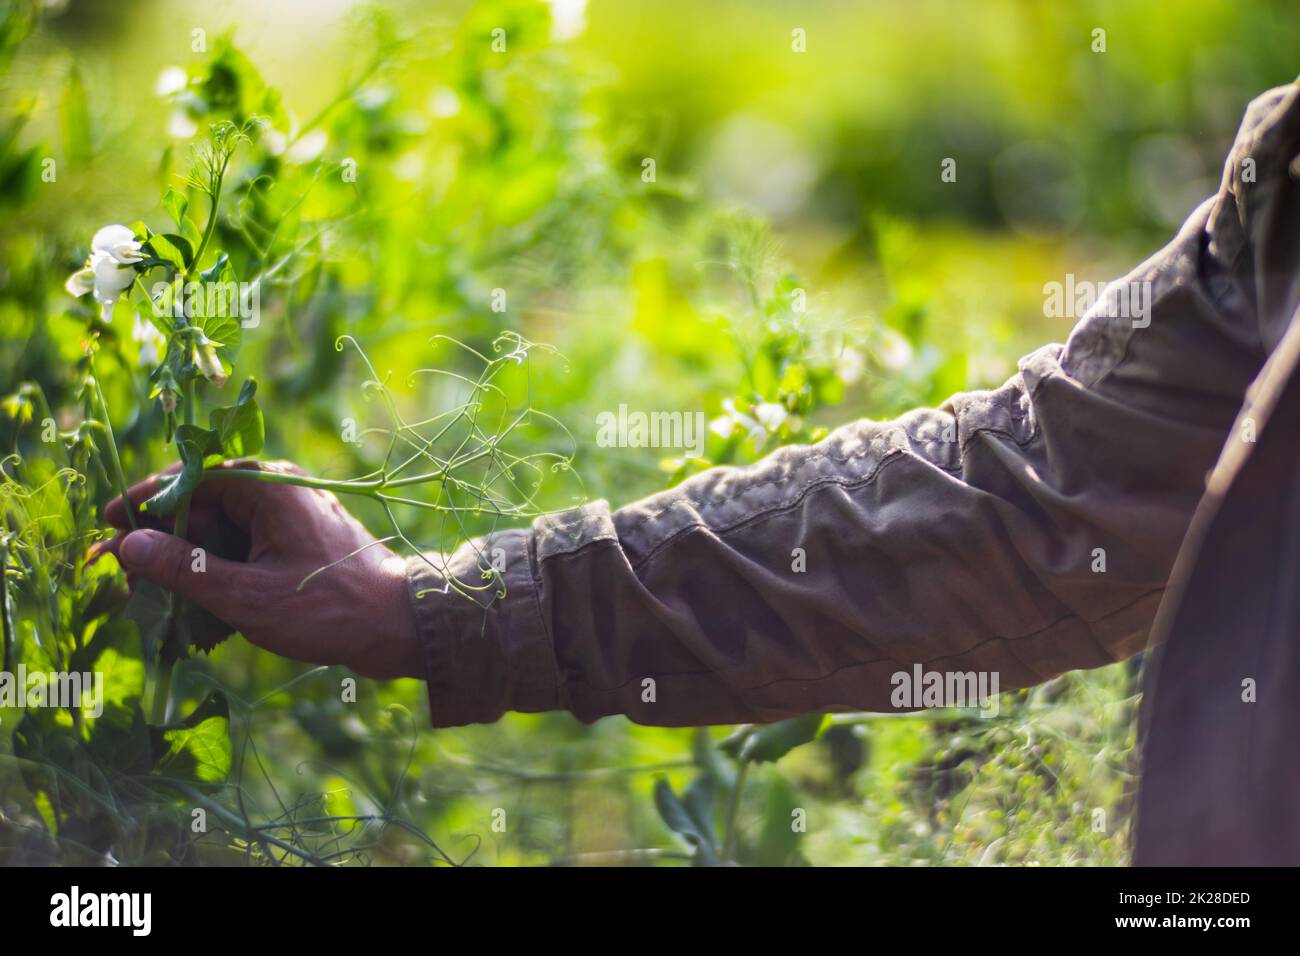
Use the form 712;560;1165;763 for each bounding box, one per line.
355;554;423;680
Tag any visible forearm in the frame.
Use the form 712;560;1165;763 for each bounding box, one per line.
407;315;1254;728
408;336;1246;728
407;87;1296;729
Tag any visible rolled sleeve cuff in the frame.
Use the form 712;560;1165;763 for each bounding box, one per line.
404;528;559;727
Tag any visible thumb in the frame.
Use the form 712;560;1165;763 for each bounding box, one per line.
119;529;250;621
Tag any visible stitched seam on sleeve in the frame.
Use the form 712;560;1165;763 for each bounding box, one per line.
627;394;1049;572
538;532;620;561
523;529;566;710
547;585;1163;697
614;431;906;537
629;447;908;570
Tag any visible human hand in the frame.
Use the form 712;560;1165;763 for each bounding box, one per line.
96;460;422;680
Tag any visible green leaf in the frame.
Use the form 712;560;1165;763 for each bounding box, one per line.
720;713;827;764
752;774;805;866
199;253;231;283
144;233;191;272
123;516;246;662
60;64;90;165
162;187;188;229
208;378;263;458
683;775;718;841
140;423;220;517
81;644;145;725
692;727;737;789
180;215;202;249
193;253;243;371
653;777;721;866
162;233;194;267
123;579;175;662
178;421;224;465
151;691;232;783
87;699;153;778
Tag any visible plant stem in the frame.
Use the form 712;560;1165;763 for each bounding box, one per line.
152;377;197;725
201;468;385;493
162;780;328;866
722;759;751;863
200;463;479;497
174;378;197;541
26;386;70;470
87;351;137;532
201;459;474;494
1;543;13;675
150;662;173;724
190;183;222;276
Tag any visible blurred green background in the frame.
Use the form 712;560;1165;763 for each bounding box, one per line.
0;0;1295;865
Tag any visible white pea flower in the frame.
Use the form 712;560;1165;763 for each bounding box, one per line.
65;224;145;322
155;66;188;97
167;110;197;139
132;315;165;368
90;224;145;264
428;88;460;119
89;251;136;306
286;130;327;165
192;332;228;387
836;346;866;385
876;328;915;371
260;127;288;157
545;0;588;41
754;401;788;432
63;266;94;298
711;398;775;449
709;414;735;440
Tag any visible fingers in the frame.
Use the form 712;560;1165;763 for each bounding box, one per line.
102;459;306;532
199;459;308;529
116;529;254;629
102;461;182;529
88;532;125;565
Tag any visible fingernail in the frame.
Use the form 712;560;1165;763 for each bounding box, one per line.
120;531;157;567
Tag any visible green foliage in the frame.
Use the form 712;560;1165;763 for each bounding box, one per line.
720;714;827;765
652;717;826;866
0;0;1270;865
653;777;721;866
152;692;232;784
207;378;264;459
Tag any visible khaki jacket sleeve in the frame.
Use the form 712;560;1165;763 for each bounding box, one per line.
406;87;1293;729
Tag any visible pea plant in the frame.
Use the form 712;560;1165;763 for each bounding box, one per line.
3;85;578;863
0;0;866;864
2;0;1133;867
